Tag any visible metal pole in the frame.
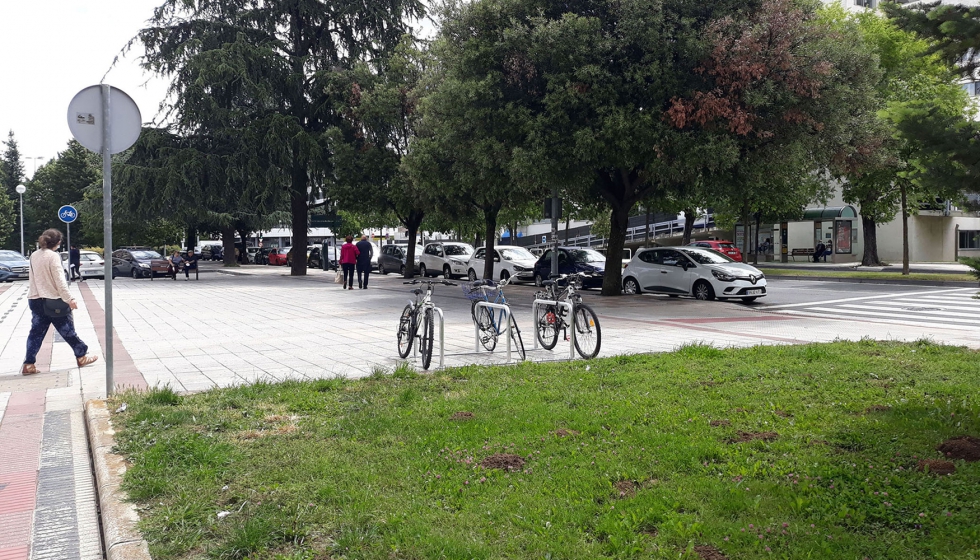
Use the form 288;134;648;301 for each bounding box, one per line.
67;223;71;283
101;84;114;395
551;187;559;278
18;193;24;255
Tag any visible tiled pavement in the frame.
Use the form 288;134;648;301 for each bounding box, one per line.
0;266;977;558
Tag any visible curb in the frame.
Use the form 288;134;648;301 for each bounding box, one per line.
767;275;979;288
85;400;153;560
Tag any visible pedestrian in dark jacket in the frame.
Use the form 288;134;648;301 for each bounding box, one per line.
355;235;374;289
339;236;359;290
69;245;81;281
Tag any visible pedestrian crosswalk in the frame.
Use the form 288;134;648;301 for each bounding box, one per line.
765;287;980;331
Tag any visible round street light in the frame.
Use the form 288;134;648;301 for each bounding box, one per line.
15;184;26;255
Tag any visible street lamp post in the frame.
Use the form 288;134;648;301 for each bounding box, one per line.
15;184;26;255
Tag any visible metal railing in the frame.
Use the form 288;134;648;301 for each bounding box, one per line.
473;301;516;363
412;305;446;369
530;299;576;360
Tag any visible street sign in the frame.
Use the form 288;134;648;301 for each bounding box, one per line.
58;205;78;224
541;235;547;244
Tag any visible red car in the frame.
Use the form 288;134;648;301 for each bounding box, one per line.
688;240;743;262
267;248;289;266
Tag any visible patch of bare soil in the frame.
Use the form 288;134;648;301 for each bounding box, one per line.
480;453;525;471
937;436;980;462
700;380;721;387
774;409;792;418
917;459;956;475
732;408;747;413
450;411;475;421
729;431;778;444
614;480;638;498
694;545;729;560
864;405;891;413
709;420;730;427
553;429;580;437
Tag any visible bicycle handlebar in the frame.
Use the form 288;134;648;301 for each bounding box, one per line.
404;279;458;286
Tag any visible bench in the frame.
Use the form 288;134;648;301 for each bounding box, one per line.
790;248;815;261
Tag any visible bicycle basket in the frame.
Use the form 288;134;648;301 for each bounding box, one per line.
461;281;499;302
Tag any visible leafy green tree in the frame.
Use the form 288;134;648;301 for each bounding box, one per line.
0;130;24;249
22;141;99;249
136;0;424;276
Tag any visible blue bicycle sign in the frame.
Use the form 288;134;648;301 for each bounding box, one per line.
58;205;78;224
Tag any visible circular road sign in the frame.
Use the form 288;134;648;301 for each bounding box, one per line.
67;85;142;154
58;205;79;224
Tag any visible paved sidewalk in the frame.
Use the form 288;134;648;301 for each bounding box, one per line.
0;268;977;559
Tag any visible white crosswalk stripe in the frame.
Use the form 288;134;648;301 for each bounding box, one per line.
767;287;980;331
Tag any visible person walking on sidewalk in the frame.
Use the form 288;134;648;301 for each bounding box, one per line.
339;235;359;290
22;229;99;375
355;235;374;289
69;244;81;281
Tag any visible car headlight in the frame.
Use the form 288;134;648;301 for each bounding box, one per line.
450;259;464;266
139;263;150;268
512;265;528;272
712;270;735;282
0;264;10;272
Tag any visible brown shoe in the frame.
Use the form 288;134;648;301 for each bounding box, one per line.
22;363;38;376
76;355;99;368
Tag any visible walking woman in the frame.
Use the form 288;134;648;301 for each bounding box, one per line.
339;235;360;290
21;229;98;375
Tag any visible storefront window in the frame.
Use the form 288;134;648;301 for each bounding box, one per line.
959;230;980;249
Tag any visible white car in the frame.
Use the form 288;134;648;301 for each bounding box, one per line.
419;242;474;279
466;246;538;283
622;247;767;302
61;250;106;280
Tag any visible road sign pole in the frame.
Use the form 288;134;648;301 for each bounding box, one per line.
67;222;71;282
101;84;114;396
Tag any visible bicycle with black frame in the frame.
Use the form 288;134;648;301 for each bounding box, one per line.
397;278;456;369
533;272;601;359
462;275;526;361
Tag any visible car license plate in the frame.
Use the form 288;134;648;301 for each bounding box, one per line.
746;289;762;295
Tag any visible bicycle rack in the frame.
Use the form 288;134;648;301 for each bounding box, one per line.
473;301;517;362
531;299;576;360
411;304;445;369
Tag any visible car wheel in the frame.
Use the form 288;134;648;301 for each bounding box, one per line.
693;280;715;301
419;263;427;277
443;265;452;279
500;270;510;282
535;274;544;287
741;297;758;303
378;262;386;275
623;277;640;295
130;268;138;279
467;269;477;281
400;265;406;276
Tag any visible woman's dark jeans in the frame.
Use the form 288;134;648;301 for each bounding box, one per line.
25;299;88;364
342;263;355;288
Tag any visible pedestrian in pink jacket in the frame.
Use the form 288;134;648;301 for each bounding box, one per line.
339;236;360;290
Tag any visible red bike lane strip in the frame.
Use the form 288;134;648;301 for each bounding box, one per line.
0;390;45;560
77;283;147;392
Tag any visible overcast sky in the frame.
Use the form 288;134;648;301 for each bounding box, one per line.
0;0;169;179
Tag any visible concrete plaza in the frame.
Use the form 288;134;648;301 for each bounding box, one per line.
0;265;978;559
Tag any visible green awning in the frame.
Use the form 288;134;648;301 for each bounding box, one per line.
802;206;857;220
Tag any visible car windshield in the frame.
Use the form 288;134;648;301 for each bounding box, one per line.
680;248;735;264
0;251;25;261
444;244;472;256
500;247;534;261
569;249;606;263
131;251;161;259
717;243;736;249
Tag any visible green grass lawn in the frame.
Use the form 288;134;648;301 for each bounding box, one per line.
760;269;975;283
111;341;980;560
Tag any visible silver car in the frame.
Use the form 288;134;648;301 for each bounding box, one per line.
0;250;30;280
622;247;767;302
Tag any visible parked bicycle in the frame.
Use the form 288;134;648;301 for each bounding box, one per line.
462;276;526;361
397;279;455;369
533;272;601;359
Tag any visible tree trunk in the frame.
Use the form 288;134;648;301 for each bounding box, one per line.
403;211;423;279
740;203;751;263
221;224;237;267
289;182;308;276
644;206;651;247
900;188;911;272
482;205;500;280
861;215;881;267
682;207;695;245
185;226;198;251
237;228;250;264
601;205;629;296
752;213;761;265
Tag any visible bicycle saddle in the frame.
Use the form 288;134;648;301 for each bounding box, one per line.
541;280;556;287
472;279;495;287
549;273;561;279
412;289;423;296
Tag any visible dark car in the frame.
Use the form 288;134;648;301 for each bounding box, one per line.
532;247;606;288
253;247;275;265
378;244;422;276
112;248;170;278
202;245;224;261
0;250;30;280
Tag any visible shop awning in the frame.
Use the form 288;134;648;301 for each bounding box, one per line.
802;206;857;220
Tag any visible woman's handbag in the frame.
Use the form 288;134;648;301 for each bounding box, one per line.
334;268;344;284
42;298;71;319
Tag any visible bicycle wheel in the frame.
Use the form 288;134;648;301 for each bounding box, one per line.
572;303;601;359
420;308;435;369
509;316;526;361
397;304;415;358
535;304;560;350
476;306;498;352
